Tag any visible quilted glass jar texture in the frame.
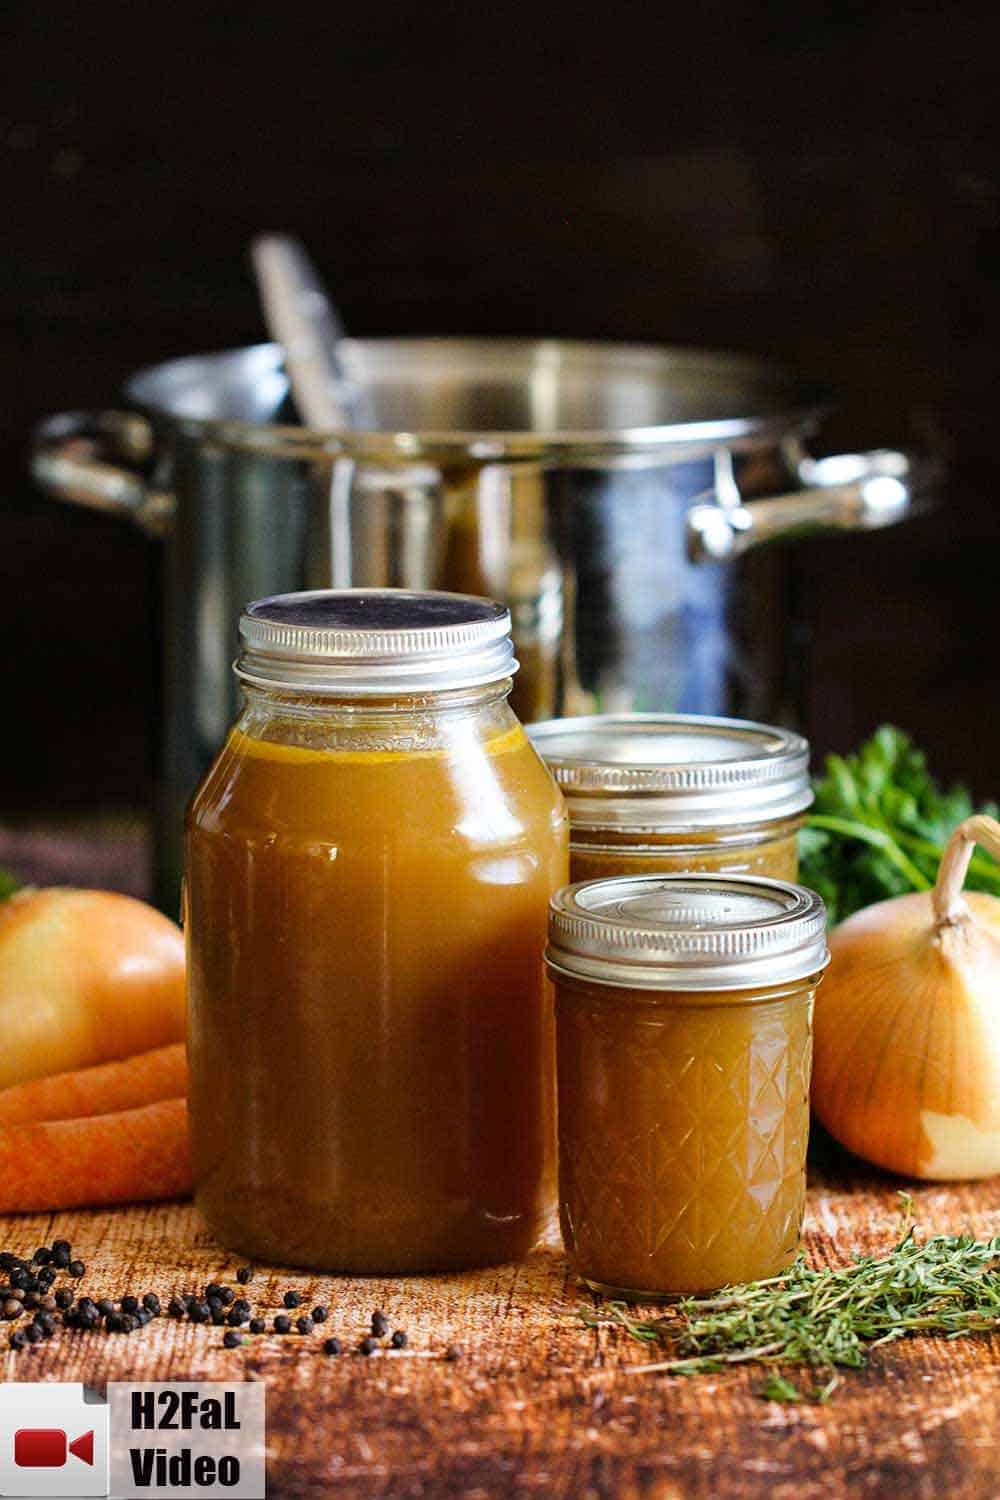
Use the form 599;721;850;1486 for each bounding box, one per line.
555;981;816;1297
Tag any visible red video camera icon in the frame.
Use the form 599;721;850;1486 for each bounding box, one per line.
14;1428;95;1468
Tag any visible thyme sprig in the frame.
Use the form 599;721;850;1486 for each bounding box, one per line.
583;1216;1000;1402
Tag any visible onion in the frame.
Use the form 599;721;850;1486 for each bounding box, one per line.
0;888;186;1090
812;814;1000;1180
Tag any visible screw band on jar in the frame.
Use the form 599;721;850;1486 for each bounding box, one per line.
236;589;518;696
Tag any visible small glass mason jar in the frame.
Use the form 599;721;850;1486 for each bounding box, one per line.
185;589;568;1273
528;715;812;884
547;874;828;1298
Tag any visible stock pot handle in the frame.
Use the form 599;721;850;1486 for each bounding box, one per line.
686;445;925;563
30;411;174;537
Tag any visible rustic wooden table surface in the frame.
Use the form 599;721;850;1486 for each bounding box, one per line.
3;1152;1000;1500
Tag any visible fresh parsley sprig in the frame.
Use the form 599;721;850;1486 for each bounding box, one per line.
798;725;1000;925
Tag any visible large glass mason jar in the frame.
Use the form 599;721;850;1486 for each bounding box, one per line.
185;590;569;1272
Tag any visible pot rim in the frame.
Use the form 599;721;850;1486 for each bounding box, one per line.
124;337;830;464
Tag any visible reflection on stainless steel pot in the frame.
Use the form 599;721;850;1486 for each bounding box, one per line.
31;338;924;907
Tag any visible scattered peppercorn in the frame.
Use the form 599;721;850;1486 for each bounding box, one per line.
168;1297;186;1318
10;1269;30;1291
120;1295;139;1315
445;1344;463;1362
205;1282;225;1299
273;1314;292;1334
3;1299;23;1320
37;1268;56;1291
142;1293;160;1315
34;1312;56;1337
189;1302;210;1324
359;1336;377;1356
236;1266;253;1285
323;1336;342;1356
40;1296;58;1313
371;1311;389;1337
219;1287;235;1306
283;1291;301;1309
223;1330;243;1348
249;1318;266;1335
32;1247;51;1265
232;1298;251;1317
22;1291;39;1310
211;1308;227;1326
9;1330;26;1350
105;1313;125;1333
391;1330;408;1349
296;1316;314;1336
96;1298;114;1317
24;1324;43;1344
68;1260;86;1278
52;1240;71;1256
52;1247;71;1270
227;1309;247;1327
55;1289;74;1310
311;1305;328;1323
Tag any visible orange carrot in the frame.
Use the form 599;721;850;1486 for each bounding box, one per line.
0;1097;191;1211
0;1044;187;1127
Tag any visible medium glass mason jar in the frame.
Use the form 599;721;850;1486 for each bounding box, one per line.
185;590;568;1272
547;874;828;1298
528;715;812;884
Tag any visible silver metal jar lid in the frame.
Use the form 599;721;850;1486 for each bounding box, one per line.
236;589;518;695
547;874;828;991
527;714;811;830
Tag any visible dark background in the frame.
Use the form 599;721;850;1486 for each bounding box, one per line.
2;1;997;820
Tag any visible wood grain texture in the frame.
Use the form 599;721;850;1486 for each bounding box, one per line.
3;1151;1000;1499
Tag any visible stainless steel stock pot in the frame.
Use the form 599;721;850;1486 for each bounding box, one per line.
32;337;919;906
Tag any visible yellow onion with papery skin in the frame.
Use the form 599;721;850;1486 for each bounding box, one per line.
811;815;1000;1180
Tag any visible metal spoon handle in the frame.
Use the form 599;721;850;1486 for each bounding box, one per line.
250;234;357;430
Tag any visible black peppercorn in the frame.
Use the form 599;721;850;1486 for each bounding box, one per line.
219;1287;235;1306
96;1299;114;1317
167;1296;186;1318
24;1324;43;1344
189;1301;210;1324
296;1316;314;1336
68;1260;86;1278
231;1297;251;1316
3;1299;23;1320
34;1312;56;1337
183;1294;198;1312
9;1330;26;1350
236;1266;253;1285
311;1306;328;1323
52;1246;71;1270
10;1269;30;1290
52;1239;71;1256
120;1295;139;1315
391;1330;408;1349
227;1309;247;1327
211;1308;227;1326
40;1296;58;1313
223;1330;243;1348
142;1293;160;1314
136;1309;151;1327
249;1318;266;1335
371;1311;389;1337
273;1314;292;1334
36;1268;56;1291
205;1282;225;1299
323;1336;341;1356
105;1312;124;1333
282;1291;301;1309
32;1247;52;1265
359;1335;378;1355
55;1289;74;1310
22;1291;39;1309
